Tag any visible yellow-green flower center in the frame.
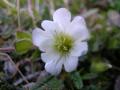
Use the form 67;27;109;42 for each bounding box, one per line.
53;32;74;55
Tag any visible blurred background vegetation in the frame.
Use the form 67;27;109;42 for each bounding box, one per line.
0;0;120;90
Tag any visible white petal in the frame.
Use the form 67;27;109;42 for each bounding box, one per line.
72;16;86;25
45;58;64;75
70;42;88;57
41;52;59;63
53;8;71;29
39;38;53;52
41;20;57;32
67;16;90;41
64;56;79;72
32;28;47;47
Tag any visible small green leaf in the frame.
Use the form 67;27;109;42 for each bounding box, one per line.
31;49;41;60
16;31;32;40
70;72;83;89
31;75;64;90
108;35;120;49
15;39;33;54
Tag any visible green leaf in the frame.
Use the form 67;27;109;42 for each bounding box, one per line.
31;49;41;60
15;39;33;54
31;76;64;90
107;29;120;49
108;38;120;49
70;72;83;89
88;30;109;52
0;1;6;8
82;73;98;80
16;31;32;40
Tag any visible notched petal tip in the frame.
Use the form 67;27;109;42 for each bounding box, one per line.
53;8;71;20
45;60;63;75
41;20;57;31
69;15;90;41
71;16;86;27
54;8;70;15
53;8;71;28
64;56;79;72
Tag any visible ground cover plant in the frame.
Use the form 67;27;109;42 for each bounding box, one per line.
0;0;120;90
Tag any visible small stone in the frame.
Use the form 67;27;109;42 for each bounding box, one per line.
115;76;120;90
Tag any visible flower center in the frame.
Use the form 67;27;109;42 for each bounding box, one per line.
53;32;74;55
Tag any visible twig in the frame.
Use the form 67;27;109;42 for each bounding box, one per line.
14;71;40;86
23;82;35;89
27;0;36;27
16;0;21;30
45;0;55;17
35;0;40;14
49;0;55;16
82;9;99;18
0;53;29;85
3;0;15;8
63;0;69;9
0;47;15;52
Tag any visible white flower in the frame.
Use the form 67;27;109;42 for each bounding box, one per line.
32;8;90;75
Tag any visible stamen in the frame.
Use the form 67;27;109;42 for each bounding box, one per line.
53;32;74;55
